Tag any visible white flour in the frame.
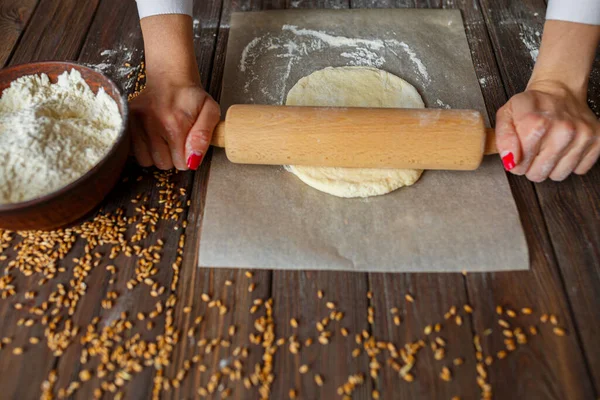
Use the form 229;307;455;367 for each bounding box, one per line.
341;48;385;67
87;43;138;91
0;70;122;204
397;41;429;81
282;24;385;50
435;99;451;109
519;25;540;62
238;25;431;103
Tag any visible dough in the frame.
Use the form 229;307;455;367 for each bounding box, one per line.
286;66;425;198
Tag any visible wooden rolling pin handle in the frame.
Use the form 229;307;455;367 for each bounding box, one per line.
212;121;226;148
484;128;497;155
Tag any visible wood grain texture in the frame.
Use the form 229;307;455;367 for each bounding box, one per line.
8;0;100;65
0;0;38;67
478;0;600;390
167;1;275;399
270;271;372;399
468;0;598;398
263;0;376;397
367;273;481;400
0;1;104;398
47;2;155;399
352;2;499;399
0;0;599;398
351;1;594;399
351;0;414;8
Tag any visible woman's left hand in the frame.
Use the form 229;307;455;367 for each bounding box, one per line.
495;80;600;182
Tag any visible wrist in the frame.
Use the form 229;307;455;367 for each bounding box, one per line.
141;14;201;87
526;76;587;102
527;20;600;101
145;58;201;88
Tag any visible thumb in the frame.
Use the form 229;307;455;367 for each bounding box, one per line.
495;104;522;171
185;97;221;170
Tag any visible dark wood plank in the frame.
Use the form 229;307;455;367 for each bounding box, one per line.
0;0;38;67
359;2;482;398
350;0;414;8
8;0;100;65
261;0;376;397
464;0;598;398
345;1;483;398
0;1;103;398
166;1;277;399
270;271;372;399
345;1;499;399
0;0;598;399
537;152;600;389
46;2;156;399
206;0;263;99
285;0;348;8
474;0;600;389
59;1;231;400
367;273;481;400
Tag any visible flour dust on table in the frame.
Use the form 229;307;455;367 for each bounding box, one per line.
286;66;424;198
0;70;122;204
237;24;431;104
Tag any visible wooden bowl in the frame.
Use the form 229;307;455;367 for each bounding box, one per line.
0;61;130;231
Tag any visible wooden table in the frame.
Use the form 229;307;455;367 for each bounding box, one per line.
0;0;598;399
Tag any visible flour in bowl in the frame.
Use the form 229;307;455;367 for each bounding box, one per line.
0;69;122;204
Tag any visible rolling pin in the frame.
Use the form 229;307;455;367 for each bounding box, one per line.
210;105;497;170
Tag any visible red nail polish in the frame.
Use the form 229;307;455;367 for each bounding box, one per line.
501;152;515;171
187;152;203;170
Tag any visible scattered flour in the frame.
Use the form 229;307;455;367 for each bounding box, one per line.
435;99;451;109
479;77;487;87
0;70;122;204
238;25;431;103
240;37;261;72
519;25;540;62
87;43;138;91
341;48;385;67
397;41;429;82
100;49;117;57
282;25;385;50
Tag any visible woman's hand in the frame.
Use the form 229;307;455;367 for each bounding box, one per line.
495;82;599;181
495;20;600;182
130;13;220;171
129;79;220;170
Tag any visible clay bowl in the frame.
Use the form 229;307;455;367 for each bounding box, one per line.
0;61;130;231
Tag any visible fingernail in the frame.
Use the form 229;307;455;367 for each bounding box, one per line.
501;151;516;171
187;152;203;170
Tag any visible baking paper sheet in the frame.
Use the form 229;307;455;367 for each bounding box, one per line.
199;9;529;272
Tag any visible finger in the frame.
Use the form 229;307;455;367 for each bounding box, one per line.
525;120;576;182
130;115;153;167
549;122;594;181
495;104;522;171
144;118;174;170
159;113;187;171
574;136;600;175
510;112;551;176
185;96;221;170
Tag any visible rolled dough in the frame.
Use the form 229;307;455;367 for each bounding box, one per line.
286;66;425;198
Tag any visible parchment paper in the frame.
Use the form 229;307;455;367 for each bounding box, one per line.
199;9;529;272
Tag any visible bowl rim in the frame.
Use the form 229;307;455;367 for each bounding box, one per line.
0;61;130;213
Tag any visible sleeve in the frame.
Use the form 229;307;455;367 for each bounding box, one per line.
546;0;600;25
136;0;193;19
